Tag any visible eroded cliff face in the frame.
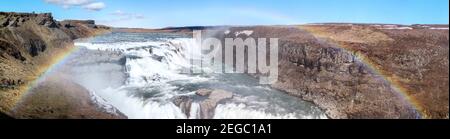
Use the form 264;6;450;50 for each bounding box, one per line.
216;25;448;119
0;12;119;118
299;25;449;119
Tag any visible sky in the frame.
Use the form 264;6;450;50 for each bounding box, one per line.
1;0;449;28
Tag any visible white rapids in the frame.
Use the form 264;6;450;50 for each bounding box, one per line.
70;32;327;119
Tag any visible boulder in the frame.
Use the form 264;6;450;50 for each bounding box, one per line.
173;89;233;119
173;96;193;118
199;89;233;119
195;89;212;96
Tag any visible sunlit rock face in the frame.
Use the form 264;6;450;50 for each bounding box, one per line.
213;25;448;119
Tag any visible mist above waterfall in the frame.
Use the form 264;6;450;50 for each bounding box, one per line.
59;32;327;119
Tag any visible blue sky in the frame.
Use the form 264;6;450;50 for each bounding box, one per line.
1;0;448;28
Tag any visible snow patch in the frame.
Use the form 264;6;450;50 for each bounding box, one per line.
381;25;413;30
224;30;230;34
430;27;449;30
235;30;254;36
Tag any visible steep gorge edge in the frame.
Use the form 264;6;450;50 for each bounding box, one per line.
214;26;448;119
1;11;447;119
0;12;124;119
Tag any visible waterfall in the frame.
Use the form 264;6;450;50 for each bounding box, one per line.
72;32;327;119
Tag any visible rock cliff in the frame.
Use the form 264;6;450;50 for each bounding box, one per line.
0;12;117;118
213;25;448;119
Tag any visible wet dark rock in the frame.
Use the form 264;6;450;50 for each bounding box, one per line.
151;55;164;62
173;96;193;118
27;39;46;57
173;89;233;119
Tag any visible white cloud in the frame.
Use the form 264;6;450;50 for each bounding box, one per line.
135;14;145;19
44;0;105;11
110;10;145;19
230;8;300;25
44;0;89;5
82;2;105;11
44;0;90;7
98;10;146;27
112;10;127;16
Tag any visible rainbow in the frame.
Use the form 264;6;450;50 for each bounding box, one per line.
301;26;426;118
349;50;425;119
13;28;427;118
17;45;80;104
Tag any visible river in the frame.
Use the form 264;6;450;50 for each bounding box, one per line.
69;32;326;119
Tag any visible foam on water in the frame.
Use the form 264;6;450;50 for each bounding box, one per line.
73;32;327;119
189;103;201;119
214;103;298;119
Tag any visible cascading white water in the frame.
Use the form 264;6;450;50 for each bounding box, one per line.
72;32;327;119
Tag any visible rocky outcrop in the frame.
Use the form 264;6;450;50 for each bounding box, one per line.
26;38;46;57
173;89;233;119
212;25;448;119
199;89;233;119
173;96;194;118
60;20;110;39
0;12;113;118
0;39;25;61
0;12;58;28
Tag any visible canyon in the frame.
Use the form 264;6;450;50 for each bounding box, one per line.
210;25;448;118
0;12;448;119
0;12;124;118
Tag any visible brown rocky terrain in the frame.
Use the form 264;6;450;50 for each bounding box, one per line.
12;75;126;119
0;12;122;119
1;11;447;119
60;20;111;40
113;26;226;34
212;24;448;119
